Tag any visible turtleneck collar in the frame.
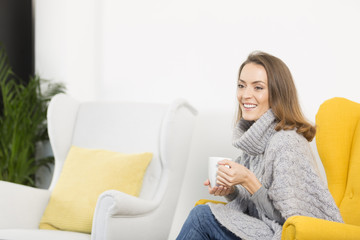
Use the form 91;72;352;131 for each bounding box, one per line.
232;109;277;156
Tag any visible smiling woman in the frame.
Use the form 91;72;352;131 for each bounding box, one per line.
236;51;316;141
176;51;342;240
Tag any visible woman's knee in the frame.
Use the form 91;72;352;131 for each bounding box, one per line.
191;204;210;215
188;205;211;223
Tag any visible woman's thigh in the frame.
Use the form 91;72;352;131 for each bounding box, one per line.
177;205;241;240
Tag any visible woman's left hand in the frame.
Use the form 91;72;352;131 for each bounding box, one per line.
204;179;235;196
216;159;262;195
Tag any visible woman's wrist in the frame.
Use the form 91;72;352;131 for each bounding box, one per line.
228;186;235;194
242;170;262;195
224;185;239;202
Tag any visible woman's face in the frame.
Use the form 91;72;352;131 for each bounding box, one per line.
237;63;270;121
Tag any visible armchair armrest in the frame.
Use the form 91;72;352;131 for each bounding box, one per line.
96;190;160;216
282;215;360;240
195;199;227;206
0;180;50;229
91;163;170;240
91;190;161;240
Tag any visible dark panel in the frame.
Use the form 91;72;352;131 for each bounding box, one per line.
0;0;34;82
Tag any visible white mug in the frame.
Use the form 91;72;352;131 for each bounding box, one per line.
208;157;232;187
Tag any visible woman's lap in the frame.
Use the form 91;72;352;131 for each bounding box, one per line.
176;205;241;240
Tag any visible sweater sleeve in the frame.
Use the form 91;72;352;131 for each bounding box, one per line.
267;131;343;223
250;186;285;224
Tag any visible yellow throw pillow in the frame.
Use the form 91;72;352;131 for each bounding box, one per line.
39;146;152;233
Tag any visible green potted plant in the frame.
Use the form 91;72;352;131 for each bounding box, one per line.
0;44;65;186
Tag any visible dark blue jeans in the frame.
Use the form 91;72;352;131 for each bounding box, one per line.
176;205;241;240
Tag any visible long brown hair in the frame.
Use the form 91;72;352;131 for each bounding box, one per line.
236;51;316;141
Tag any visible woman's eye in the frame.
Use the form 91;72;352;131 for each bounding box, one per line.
255;86;263;90
238;84;245;88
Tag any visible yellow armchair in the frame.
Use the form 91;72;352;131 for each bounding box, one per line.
282;97;360;239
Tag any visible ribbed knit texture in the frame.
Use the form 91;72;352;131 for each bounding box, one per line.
209;109;343;240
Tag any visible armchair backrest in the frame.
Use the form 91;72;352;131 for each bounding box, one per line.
47;94;197;201
316;97;360;226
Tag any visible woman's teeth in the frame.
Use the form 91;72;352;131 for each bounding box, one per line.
244;104;257;108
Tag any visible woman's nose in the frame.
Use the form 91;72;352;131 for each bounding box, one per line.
243;88;253;98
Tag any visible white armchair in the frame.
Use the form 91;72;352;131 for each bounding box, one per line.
0;94;197;240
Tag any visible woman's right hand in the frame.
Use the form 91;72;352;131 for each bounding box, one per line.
204;179;235;196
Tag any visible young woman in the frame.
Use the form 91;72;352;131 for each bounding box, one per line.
177;51;343;240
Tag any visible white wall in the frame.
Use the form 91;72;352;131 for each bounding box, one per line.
34;0;102;101
35;0;360;239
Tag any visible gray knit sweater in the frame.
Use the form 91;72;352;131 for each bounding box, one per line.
208;109;343;240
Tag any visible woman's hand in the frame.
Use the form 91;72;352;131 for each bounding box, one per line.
204;179;235;196
216;159;262;195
